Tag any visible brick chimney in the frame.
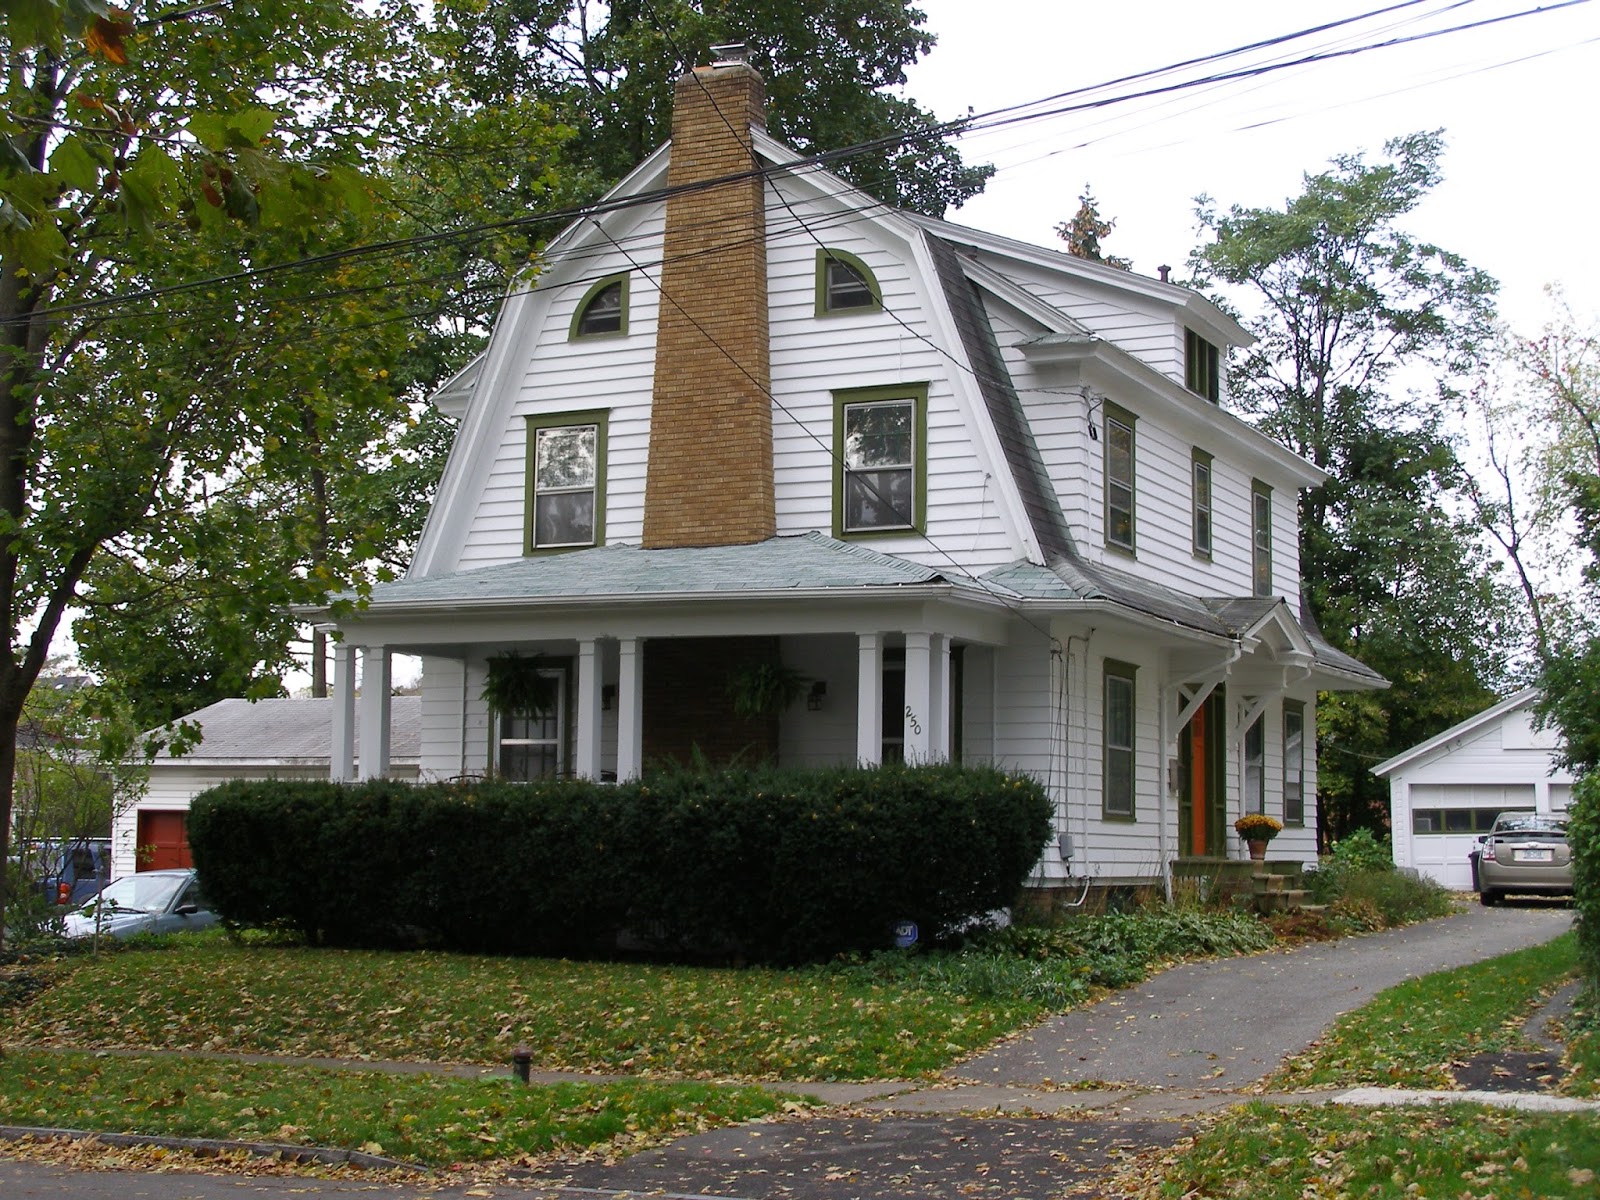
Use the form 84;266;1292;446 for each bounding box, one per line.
641;50;774;549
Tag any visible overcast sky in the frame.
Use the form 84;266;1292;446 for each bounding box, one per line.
903;0;1598;333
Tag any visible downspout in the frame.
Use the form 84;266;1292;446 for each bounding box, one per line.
460;656;470;777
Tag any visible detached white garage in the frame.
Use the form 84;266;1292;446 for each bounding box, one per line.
1373;689;1572;890
113;697;422;881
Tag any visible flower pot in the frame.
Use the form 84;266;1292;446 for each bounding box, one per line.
1247;838;1268;862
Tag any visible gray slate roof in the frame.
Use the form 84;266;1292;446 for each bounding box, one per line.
150;697;422;764
367;531;995;607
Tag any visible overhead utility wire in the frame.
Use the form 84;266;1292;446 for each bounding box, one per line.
9;0;1581;326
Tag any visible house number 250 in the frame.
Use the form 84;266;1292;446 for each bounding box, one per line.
904;706;922;736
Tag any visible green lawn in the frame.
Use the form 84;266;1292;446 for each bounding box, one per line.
1147;1102;1599;1199
0;1049;795;1167
3;938;1044;1081
1269;932;1580;1091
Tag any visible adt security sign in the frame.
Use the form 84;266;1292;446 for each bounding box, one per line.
893;920;918;948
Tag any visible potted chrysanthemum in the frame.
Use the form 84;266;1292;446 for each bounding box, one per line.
1234;813;1284;861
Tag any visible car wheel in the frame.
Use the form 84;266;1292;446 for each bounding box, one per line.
1479;888;1500;907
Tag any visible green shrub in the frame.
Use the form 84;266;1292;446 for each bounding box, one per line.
1570;772;1600;1006
186;763;1052;965
1327;828;1394;873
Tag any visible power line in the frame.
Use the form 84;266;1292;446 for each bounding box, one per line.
7;0;1584;327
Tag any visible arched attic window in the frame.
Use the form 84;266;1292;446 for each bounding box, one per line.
815;249;881;315
570;274;629;339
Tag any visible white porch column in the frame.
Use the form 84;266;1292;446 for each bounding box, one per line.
358;645;392;780
575;637;605;781
331;643;357;781
856;633;883;767
929;633;951;760
616;637;644;782
904;631;934;763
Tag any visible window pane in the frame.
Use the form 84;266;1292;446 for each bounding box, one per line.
535;491;595;546
1193;460;1212;555
1413;810;1439;834
537;426;596;490
1253;488;1272;595
577;282;623;335
845;467;914;529
1244;718;1264;813
845;402;912;468
1106;749;1132;815
1444;809;1474;833
1106;674;1133;748
1283;708;1304;826
826;258;875;309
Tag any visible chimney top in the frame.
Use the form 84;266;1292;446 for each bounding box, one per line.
1157;264;1172;283
709;43;749;66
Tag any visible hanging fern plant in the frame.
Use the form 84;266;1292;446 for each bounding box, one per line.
482;651;559;719
726;660;809;720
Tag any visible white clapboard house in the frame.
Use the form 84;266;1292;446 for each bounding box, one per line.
307;49;1382;890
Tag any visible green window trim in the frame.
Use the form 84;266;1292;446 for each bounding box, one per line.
524;410;608;554
568;273;630;340
1185;328;1220;402
832;383;928;538
1283;701;1305;827
1102;659;1137;821
1252;479;1273;597
815;249;882;316
1103;401;1136;555
1192;448;1213;561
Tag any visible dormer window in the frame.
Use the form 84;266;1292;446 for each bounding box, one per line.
1185;328;1220;402
816;249;881;315
570;275;629;339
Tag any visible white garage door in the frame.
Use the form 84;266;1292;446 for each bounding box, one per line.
1406;784;1536;889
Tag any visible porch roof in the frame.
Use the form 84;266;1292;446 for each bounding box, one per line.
982;559;1386;687
352;532;1015;609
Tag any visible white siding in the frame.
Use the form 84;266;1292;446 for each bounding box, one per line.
766;182;1022;571
973;253;1181;377
456;207;666;570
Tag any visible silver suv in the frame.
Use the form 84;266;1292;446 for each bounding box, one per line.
1477;813;1571;906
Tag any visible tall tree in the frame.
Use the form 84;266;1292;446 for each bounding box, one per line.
432;0;993;217
0;0;493;939
1190;131;1515;842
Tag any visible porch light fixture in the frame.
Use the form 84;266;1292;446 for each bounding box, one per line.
807;680;827;711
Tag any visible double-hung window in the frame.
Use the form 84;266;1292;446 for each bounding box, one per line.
1192;449;1213;559
1283;702;1305;827
527;411;607;552
1185;329;1220;402
1104;403;1136;553
1103;661;1136;819
1244;716;1265;815
1252;480;1273;596
834;385;926;534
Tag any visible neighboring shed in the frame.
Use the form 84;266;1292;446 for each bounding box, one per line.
1372;689;1572;889
113;697;421;880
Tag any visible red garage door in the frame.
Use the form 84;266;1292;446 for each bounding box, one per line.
137;810;192;871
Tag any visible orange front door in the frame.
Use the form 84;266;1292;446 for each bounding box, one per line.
1189;703;1209;856
136;810;192;871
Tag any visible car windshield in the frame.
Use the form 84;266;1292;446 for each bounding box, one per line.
1491;815;1567;837
84;874;187;913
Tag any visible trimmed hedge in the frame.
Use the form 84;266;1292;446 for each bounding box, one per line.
1571;772;1599;1009
186;763;1052;964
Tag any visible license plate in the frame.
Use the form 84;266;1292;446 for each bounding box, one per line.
1515;848;1553;863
